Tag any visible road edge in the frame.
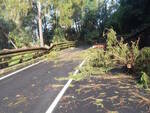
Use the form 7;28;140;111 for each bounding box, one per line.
0;60;45;81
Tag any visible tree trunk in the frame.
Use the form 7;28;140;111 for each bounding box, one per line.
10;40;17;49
38;2;44;47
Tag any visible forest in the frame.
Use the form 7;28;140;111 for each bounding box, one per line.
0;0;150;49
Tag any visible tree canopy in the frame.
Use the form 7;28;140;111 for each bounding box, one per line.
0;0;150;49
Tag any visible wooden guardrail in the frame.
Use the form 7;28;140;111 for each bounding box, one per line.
0;41;76;70
53;41;76;50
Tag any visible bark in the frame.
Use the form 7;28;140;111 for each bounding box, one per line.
38;2;44;47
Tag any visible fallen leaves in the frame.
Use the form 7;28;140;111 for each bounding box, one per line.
8;95;27;107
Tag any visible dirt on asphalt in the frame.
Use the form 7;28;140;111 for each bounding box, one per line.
55;73;150;113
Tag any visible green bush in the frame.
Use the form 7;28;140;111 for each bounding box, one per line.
135;47;150;76
105;28;117;48
105;28;139;68
139;72;150;89
70;48;115;81
88;49;114;71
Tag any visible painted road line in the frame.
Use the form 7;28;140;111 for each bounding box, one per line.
45;58;87;113
0;60;45;81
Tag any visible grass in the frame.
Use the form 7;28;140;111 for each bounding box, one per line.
0;53;46;77
9;50;59;67
8;53;33;66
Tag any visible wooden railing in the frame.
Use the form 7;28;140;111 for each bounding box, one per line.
53;41;76;50
0;41;76;70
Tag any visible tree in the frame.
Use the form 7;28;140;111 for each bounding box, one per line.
1;0;149;49
38;1;44;47
109;0;150;34
2;0;31;28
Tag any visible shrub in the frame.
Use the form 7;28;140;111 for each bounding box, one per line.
105;28;117;48
135;47;150;76
70;48;115;81
88;49;114;71
139;72;150;89
105;28;139;68
110;39;139;68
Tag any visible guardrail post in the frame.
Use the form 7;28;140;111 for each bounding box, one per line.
19;55;23;63
0;57;9;69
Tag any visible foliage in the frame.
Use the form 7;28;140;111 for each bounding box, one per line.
52;27;66;43
139;72;150;89
105;28;139;68
0;0;149;50
111;39;139;67
58;0;73;28
0;17;15;32
105;28;117;48
8;29;32;48
135;47;150;76
0;16;16;49
70;28;140;81
2;0;31;27
84;30;99;43
0;0;120;48
87;49;114;71
110;0;150;34
70;48;114;81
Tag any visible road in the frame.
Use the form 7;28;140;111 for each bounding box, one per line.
0;47;85;113
54;72;150;113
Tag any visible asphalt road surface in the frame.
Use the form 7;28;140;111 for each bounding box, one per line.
0;47;85;113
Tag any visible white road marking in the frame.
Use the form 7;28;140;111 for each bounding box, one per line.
45;58;87;113
0;60;45;81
